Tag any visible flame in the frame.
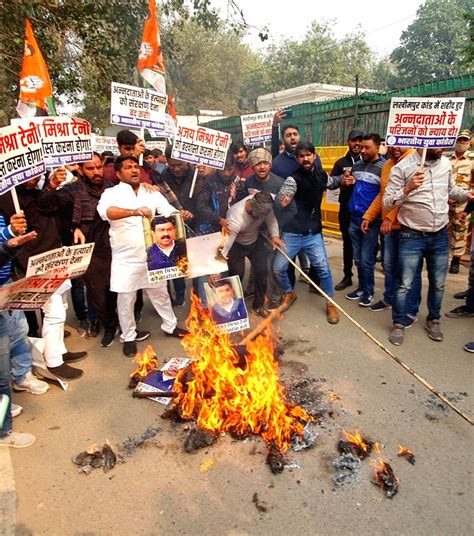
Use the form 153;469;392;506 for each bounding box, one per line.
371;442;400;485
172;293;310;452
176;254;189;276
130;345;158;379
342;428;370;453
330;392;342;401
398;444;414;457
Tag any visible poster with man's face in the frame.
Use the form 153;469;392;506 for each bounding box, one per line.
146;213;188;283
204;275;249;333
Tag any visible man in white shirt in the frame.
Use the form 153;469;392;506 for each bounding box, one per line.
97;156;187;357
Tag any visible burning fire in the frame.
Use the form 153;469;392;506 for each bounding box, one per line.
398;444;416;464
176;254;189;276
172;294;310;452
341;428;372;457
130;345;158;379
371;442;400;498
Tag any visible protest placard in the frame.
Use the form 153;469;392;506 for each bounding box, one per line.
147;113;177;139
91;135;119;155
146;214;188;283
0;274;66;311
204;275;249;334
26;243;95;279
0;122;45;195
386;97;466;148
240;111;275;145
110;82;167;131
171;123;232;170
11;116;92;167
187;232;228;278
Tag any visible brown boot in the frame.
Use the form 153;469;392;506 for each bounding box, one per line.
281;291;297;311
326;302;339;324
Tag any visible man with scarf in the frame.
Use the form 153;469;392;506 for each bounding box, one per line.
38;153;118;348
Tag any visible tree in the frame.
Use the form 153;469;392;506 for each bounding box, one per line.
390;0;472;84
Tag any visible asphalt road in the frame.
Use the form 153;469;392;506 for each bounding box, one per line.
7;237;474;536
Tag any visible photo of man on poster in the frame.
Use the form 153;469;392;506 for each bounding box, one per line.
147;214;187;272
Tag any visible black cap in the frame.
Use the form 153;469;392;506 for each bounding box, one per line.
348;129;364;140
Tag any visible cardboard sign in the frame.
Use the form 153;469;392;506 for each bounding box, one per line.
187;232;228;278
386;97;465;148
204;275;249;333
11;116;92;167
91;135;119;155
147;113;177;138
0;123;45;195
26;243;95;279
241;111;275;145
0;274;66;311
171;123;231;170
110;82;167;131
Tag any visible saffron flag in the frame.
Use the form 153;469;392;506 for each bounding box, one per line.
137;0;167;94
17;19;56;118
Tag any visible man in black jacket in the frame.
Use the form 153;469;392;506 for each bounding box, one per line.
331;129;364;291
273;142;349;324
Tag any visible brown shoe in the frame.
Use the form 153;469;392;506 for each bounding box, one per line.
281;291;297;311
326;302;340;324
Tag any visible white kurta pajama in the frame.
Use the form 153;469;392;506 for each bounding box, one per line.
97;182;178;341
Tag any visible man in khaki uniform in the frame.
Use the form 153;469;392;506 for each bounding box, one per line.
448;129;474;273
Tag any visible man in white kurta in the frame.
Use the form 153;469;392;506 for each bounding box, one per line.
97;156;184;357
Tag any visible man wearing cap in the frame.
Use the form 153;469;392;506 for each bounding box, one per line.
219;191;285;317
245;148;284;196
330;129;364;291
448;129;474;274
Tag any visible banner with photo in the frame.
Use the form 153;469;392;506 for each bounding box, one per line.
11;116;92;167
240;111;275;145
171;123;232;170
0;274;66;311
0;122;45;195
145;214;188;282
204;275;249;333
26;243;95;279
111;82;167;131
385;97;465;148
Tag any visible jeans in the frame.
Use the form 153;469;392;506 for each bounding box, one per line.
392;227;449;326
339;205;353;278
383;230;422;316
273;232;334;297
349;218;381;294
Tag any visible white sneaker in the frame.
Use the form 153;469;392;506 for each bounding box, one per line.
11;403;23;418
0;431;36;448
13;372;49;395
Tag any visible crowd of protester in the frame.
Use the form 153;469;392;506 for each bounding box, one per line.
0;117;472;448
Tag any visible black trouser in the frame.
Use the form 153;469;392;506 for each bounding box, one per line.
228;239;268;309
84;260;118;334
338;204;353;278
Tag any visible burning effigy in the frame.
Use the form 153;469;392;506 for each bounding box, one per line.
156;294;312;470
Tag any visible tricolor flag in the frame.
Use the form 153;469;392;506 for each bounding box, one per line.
17;19;56;118
137;0;167;94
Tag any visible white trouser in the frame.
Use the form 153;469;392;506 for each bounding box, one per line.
117;283;177;342
41;280;70;367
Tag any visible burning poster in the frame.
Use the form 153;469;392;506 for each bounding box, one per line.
145;213;188;283
204;275;249;333
186;232;228;278
385;97;465;148
26;243;95;279
240;111;275;145
11;116;93;167
171;123;232;170
135;357;191;405
110;82;167;132
0;122;45;195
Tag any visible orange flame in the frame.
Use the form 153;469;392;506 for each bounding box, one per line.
330;392;342;401
398;444;413;457
371;442;400;485
173;294;310;452
130;345;158;378
342;428;370;453
176;254;189;277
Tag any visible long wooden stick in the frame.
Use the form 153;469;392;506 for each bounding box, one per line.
264;235;474;426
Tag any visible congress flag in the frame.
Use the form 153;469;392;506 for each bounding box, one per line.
17;19;56;118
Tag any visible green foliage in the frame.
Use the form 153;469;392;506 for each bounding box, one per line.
390;0;472;84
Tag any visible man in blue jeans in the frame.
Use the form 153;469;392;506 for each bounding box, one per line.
345;133;385;307
273;141;348;324
0;213;39;448
384;148;474;345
